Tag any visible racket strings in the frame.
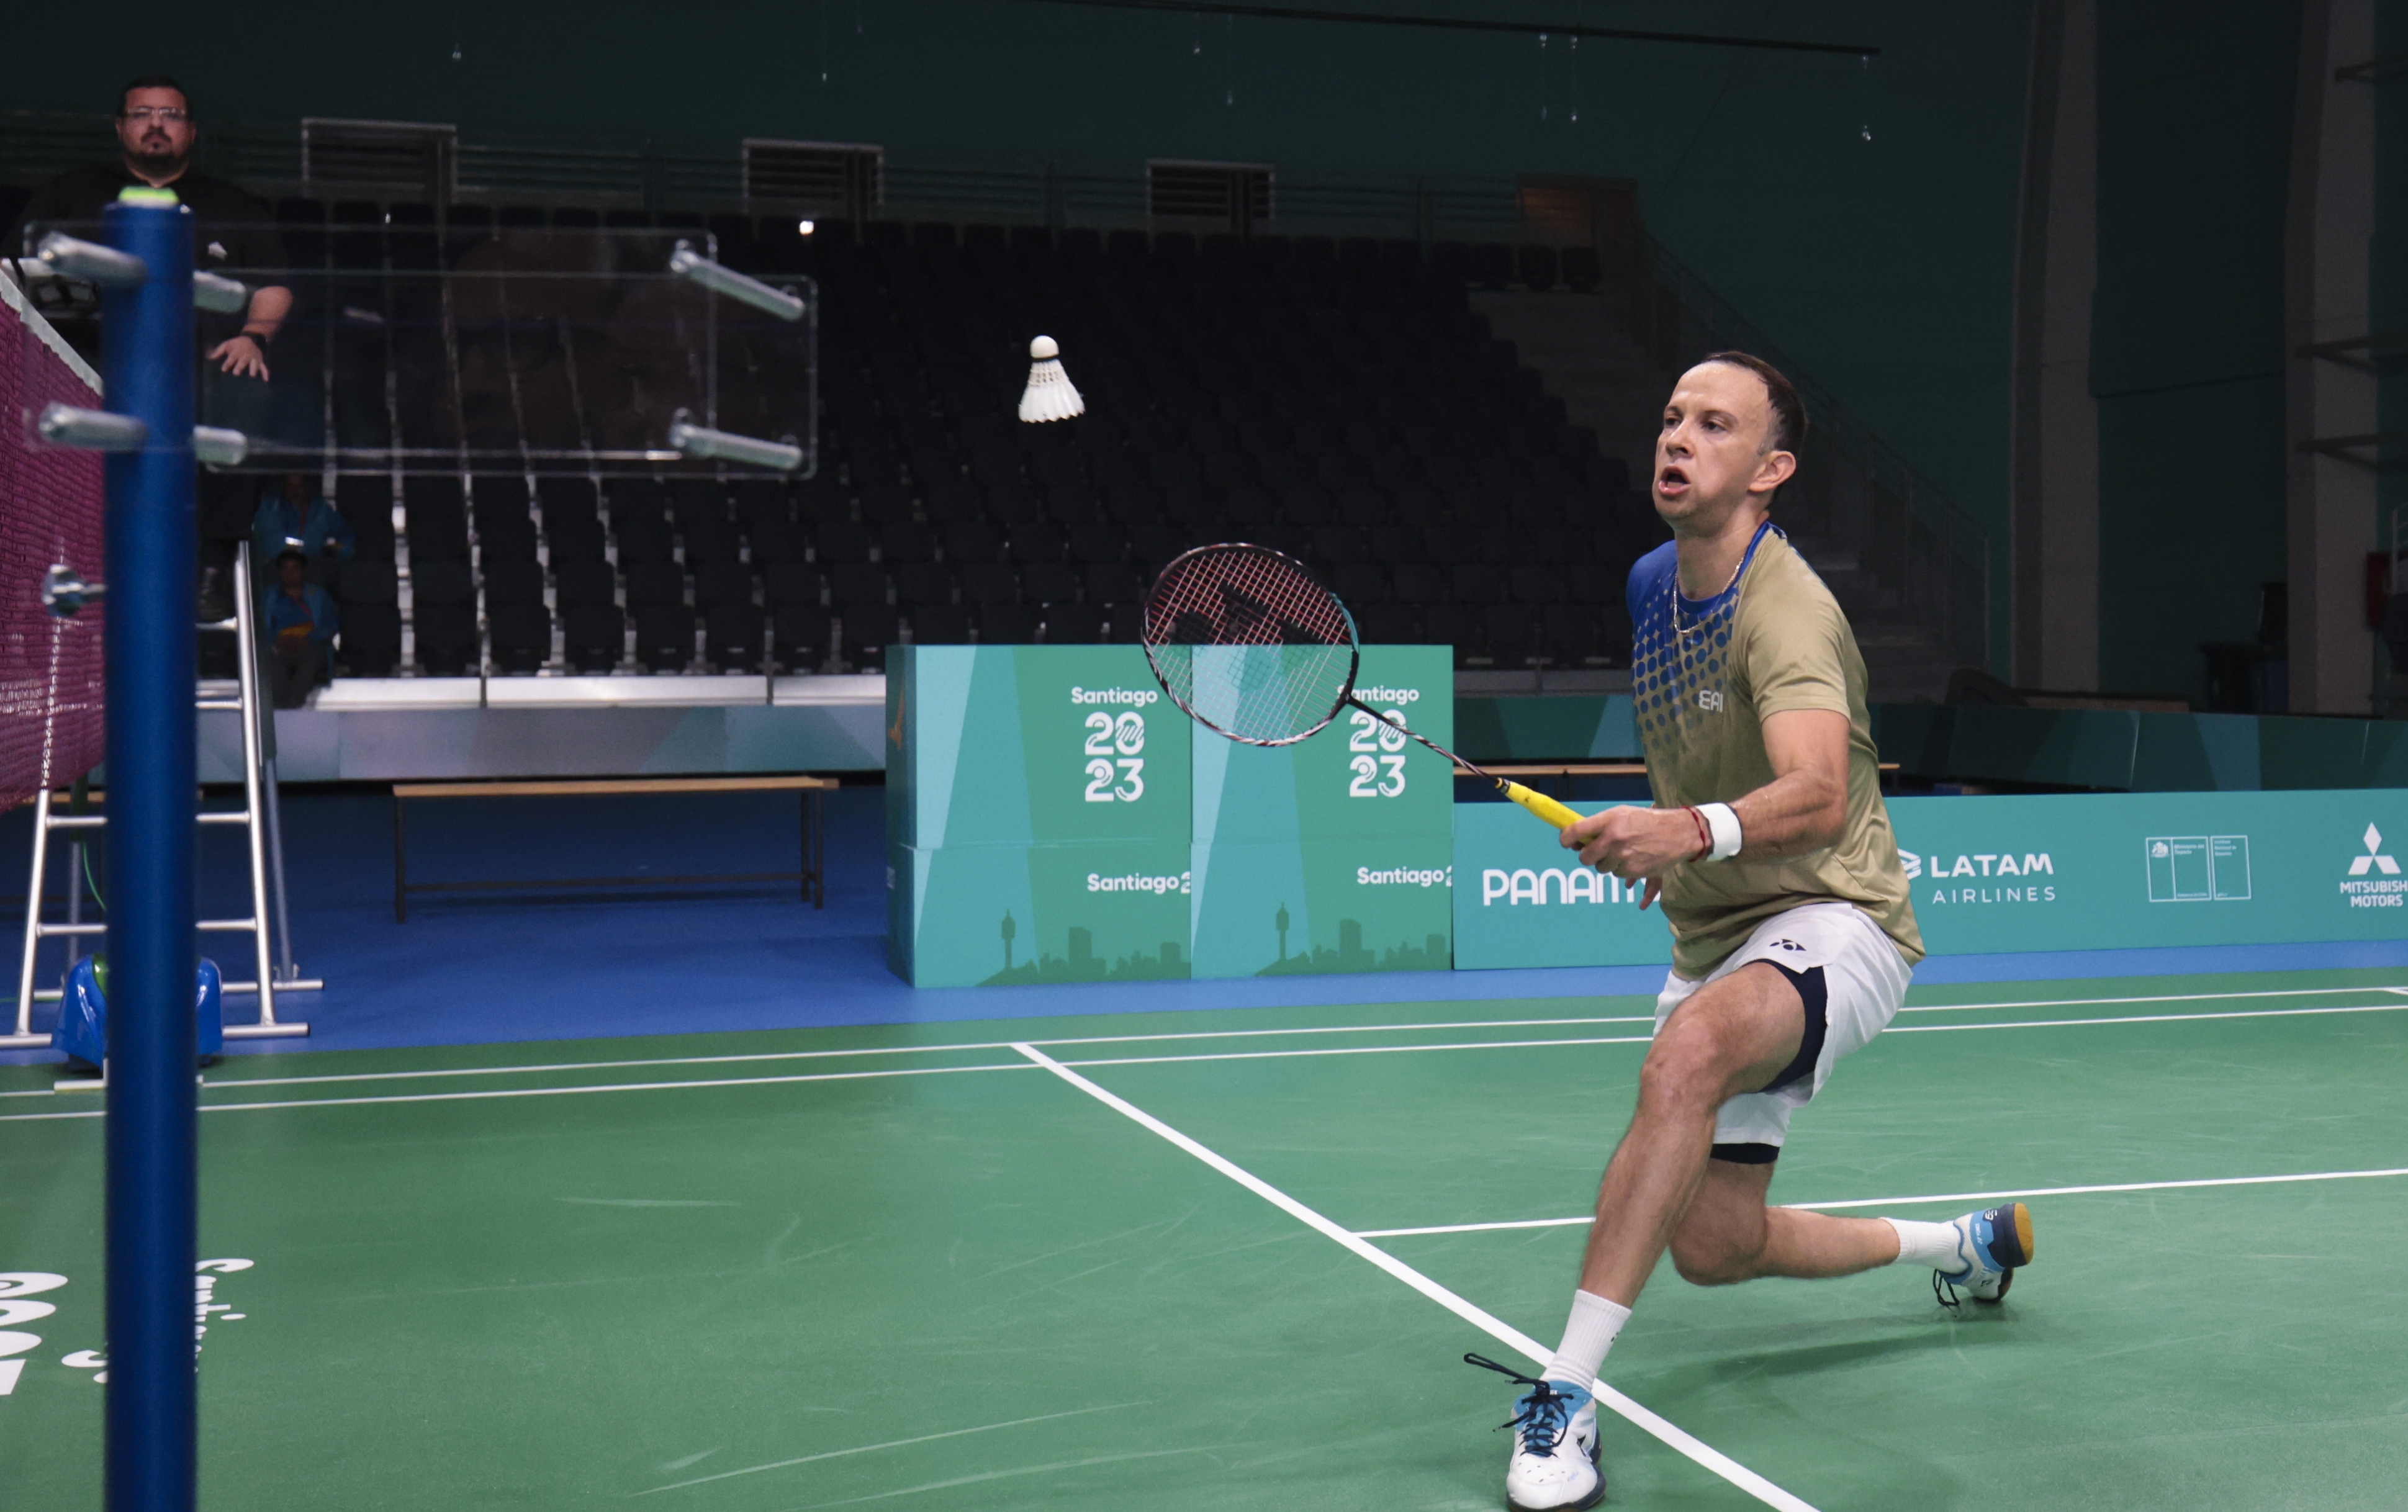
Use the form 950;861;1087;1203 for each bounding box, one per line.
1143;545;1358;746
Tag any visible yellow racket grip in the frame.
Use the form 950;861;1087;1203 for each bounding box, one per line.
1499;781;1582;831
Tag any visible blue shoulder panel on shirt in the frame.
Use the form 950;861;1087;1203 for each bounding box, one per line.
1626;541;1678;634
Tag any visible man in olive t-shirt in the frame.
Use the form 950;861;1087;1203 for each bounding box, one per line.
1474;356;2038;1512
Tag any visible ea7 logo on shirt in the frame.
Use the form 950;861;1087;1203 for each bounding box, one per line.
1696;688;1725;713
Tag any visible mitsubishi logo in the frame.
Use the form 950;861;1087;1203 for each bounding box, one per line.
2350;824;2401;878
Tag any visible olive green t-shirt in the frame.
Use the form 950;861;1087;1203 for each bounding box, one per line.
1625;523;1923;979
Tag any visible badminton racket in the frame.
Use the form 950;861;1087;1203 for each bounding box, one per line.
1138;543;1584;832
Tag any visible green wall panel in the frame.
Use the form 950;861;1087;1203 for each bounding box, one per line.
892;646;1453;984
889;840;1194;990
1189;840;1454;979
2091;0;2304;703
886;645;1188;850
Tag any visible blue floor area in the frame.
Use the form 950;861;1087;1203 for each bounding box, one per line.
4;786;2402;1066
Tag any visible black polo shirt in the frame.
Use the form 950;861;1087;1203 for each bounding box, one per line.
7;160;285;270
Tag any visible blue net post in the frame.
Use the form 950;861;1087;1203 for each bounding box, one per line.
101;191;199;1512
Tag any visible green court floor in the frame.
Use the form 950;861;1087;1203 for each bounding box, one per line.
4;966;2406;1510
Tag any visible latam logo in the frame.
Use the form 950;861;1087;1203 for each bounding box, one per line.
1900;849;2057;907
1899;852;2053;880
2342;824;2404;909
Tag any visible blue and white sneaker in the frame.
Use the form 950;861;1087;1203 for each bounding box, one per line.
1466;1354;1603;1511
1933;1202;2036;1308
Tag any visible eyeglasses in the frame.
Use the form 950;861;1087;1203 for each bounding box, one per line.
121;107;189;124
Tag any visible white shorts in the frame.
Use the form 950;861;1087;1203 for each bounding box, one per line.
1653;901;1912;1156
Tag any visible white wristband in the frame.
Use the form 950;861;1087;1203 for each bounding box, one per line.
1698;802;1743;862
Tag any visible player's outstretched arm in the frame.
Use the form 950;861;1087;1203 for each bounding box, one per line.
1729;707;1849;858
1561;708;1849;903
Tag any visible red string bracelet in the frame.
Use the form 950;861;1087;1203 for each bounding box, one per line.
1686;806;1711;861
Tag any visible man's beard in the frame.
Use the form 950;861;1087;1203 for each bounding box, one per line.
127;133;187;173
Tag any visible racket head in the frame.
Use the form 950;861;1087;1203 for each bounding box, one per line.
1140;542;1361;747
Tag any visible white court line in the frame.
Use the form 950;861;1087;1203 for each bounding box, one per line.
1353;1165;2408;1239
1901;983;2408;1014
1888;1002;2408;1035
5;998;2404;1123
1009;1042;1821;1512
1062;1035;1653;1069
187;1016;1664;1092
0;1061;1036;1122
119;984;2403;1096
3;1040;1651;1122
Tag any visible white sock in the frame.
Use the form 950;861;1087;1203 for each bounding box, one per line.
1543;1289;1630;1389
1883;1217;1961;1267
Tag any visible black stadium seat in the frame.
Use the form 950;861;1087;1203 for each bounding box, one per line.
337;209;1670;668
634;604;696;671
706;603;765;672
489;605;552;673
773;601;832;667
413;601;478;676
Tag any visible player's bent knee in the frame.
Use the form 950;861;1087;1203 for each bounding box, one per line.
1669;1233;1759;1287
1636;1028;1740;1118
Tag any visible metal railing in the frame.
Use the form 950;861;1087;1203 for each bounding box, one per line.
4;109;1529;241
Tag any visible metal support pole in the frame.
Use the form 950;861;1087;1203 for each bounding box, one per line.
261;754;302;986
4;790;56;1047
237;555;317;994
101;187;198;1512
226;545;276;1027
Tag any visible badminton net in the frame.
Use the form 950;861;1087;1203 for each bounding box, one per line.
0;269;106;811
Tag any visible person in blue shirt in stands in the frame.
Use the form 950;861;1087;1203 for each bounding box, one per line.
261;544;340;708
251;472;354;587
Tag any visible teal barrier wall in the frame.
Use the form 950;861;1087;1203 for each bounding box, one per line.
886;646;1194;988
1456;696;2408;791
1190;647;1454;979
888;645;1453;987
1456;695;1639;764
1454;789;2408;971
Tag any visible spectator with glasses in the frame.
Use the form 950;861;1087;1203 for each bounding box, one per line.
7;76;290;371
6;74;294;623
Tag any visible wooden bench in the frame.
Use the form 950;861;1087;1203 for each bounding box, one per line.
391;775;837;922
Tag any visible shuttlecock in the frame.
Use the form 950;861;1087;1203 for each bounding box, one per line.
1017;335;1085;423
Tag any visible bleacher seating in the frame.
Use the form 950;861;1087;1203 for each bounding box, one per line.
251;195;1662;678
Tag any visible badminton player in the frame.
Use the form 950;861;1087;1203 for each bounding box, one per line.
1478;353;2035;1511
